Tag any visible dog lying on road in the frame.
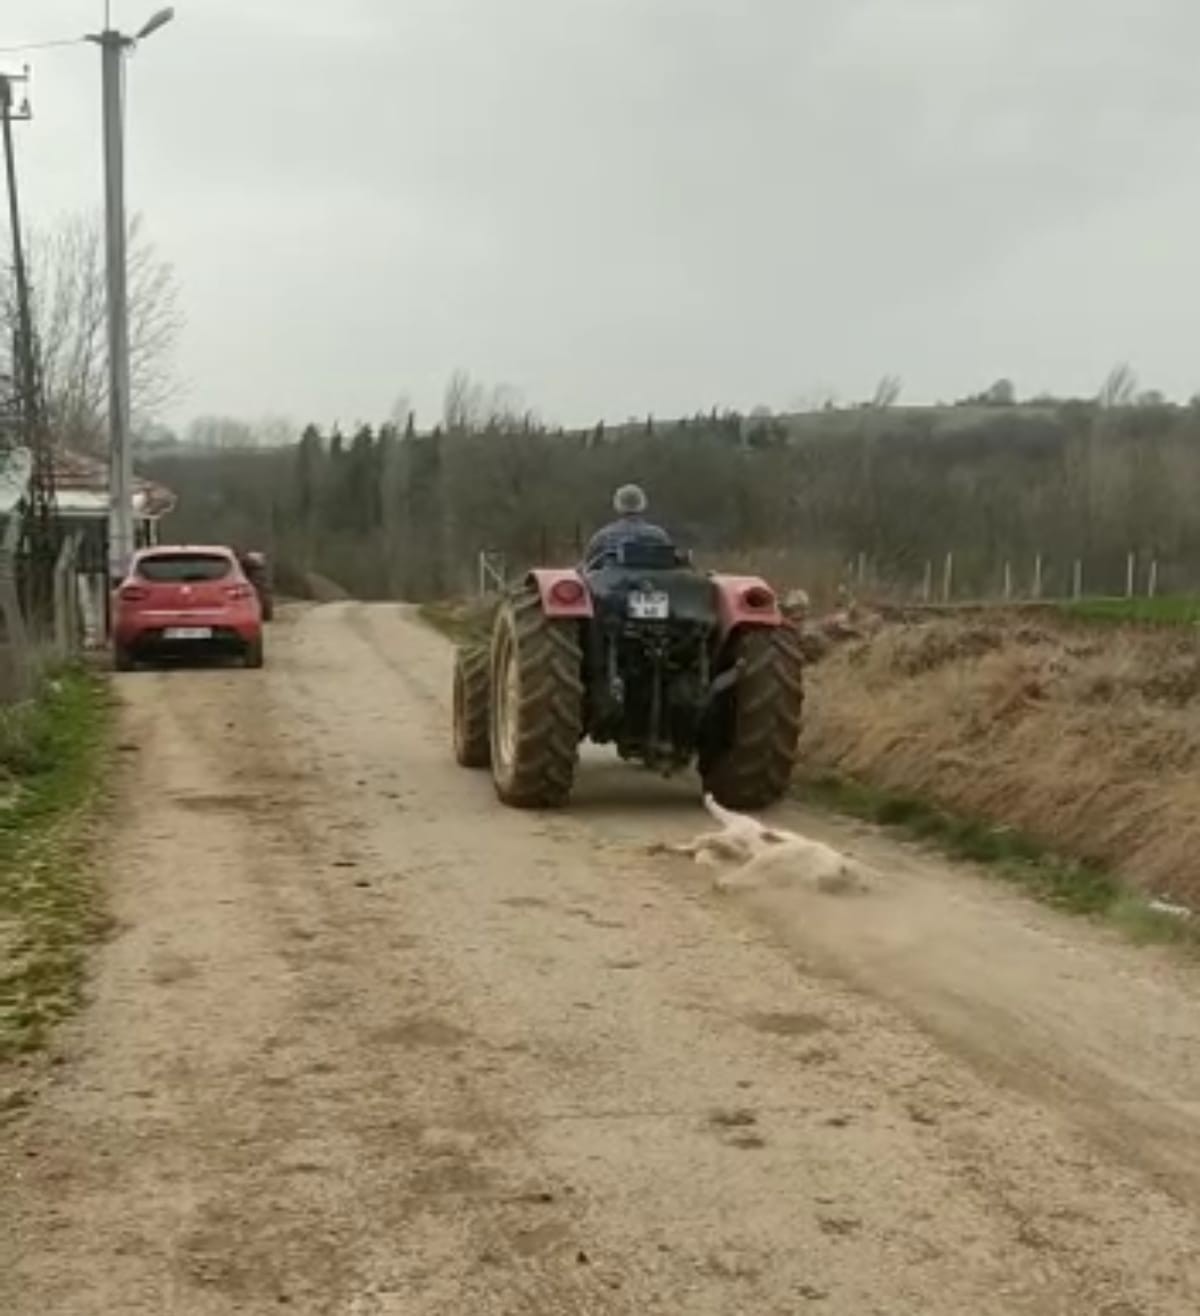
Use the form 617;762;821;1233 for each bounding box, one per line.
650;794;869;894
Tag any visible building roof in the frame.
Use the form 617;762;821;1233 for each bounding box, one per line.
0;445;176;519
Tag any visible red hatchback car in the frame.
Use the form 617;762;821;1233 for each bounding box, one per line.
113;546;264;670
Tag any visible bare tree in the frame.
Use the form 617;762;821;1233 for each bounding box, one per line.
1;212;183;453
789;384;839;413
1098;362;1137;409
442;369;533;434
871;375;902;409
980;378;1016;406
252;414;299;447
388;392;414;429
185;415;256;449
443;369;482;433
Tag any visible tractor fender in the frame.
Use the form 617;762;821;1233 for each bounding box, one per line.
527;568;594;619
710;574;783;639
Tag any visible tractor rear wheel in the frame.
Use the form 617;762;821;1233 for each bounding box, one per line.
702;623;805;810
452;644;491;768
489;587;584;808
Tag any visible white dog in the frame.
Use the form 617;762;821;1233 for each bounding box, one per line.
652;794;868;894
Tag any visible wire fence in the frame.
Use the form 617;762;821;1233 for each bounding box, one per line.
838;549;1200;608
0;526;87;702
473;542;1200;615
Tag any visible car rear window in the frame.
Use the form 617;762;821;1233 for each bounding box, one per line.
137;553;233;583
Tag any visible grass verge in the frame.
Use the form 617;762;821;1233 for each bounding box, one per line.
1057;597;1200;627
800;772;1199;950
418;597;495;646
0;669;112;1061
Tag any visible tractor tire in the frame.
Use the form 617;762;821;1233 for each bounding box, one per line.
702;623;805;810
452;644;491;768
489;587;584;808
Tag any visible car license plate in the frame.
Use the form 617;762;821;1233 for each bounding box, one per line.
628;591;669;620
164;627;212;640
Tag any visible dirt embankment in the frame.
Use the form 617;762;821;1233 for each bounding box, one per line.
802;615;1200;908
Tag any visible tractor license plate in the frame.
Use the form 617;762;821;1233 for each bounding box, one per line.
628;591;670;621
164;627;212;641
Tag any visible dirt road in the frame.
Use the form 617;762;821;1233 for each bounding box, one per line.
4;603;1200;1314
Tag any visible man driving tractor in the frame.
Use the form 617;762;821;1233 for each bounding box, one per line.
583;484;672;569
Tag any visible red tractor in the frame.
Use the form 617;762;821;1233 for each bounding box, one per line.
451;540;804;809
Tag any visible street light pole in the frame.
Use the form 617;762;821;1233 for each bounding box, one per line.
99;28;133;581
87;7;175;585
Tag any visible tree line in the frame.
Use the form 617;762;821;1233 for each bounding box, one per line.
141;376;1200;604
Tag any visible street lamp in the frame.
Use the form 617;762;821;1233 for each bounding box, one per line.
86;6;175;587
137;8;177;41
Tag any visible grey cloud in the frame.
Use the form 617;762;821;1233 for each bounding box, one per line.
6;0;1200;426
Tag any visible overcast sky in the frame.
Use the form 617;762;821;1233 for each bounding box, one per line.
4;0;1200;430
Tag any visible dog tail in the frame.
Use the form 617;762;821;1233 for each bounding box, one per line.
703;792;749;832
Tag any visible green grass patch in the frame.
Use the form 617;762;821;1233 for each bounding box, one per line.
0;669;112;1060
800;772;1197;946
1058;596;1200;627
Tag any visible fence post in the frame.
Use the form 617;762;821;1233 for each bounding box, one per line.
1033;553;1043;600
477;551;507;596
856;552;867;588
1126;552;1136;600
921;559;932;603
1148;560;1159;599
53;534;82;660
53;545;68;660
1003;561;1013;601
0;516;33;700
942;551;954;603
1072;559;1083;601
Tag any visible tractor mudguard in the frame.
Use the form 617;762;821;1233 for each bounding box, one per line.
709;574;783;640
527;568;594;620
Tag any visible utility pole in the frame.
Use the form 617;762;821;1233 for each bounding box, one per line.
86;6;175;585
1;71;35;430
1;68;58;634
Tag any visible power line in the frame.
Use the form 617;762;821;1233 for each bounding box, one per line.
0;38;84;56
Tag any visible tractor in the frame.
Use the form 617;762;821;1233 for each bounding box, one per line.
451;540;805;809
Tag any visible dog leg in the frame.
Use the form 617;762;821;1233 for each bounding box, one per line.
646;840;696;857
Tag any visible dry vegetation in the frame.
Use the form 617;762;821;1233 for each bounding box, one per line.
801;615;1200;910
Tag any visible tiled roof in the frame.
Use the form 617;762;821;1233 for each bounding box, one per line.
0;445;176;518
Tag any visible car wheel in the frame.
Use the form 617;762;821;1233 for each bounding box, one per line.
114;643;135;672
245;637;265;669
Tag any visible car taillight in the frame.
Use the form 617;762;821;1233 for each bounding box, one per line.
225;584;254;601
549;578;585;606
119;585;149;603
741;585;775;610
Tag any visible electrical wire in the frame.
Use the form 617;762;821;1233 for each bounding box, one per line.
0;38;85;57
